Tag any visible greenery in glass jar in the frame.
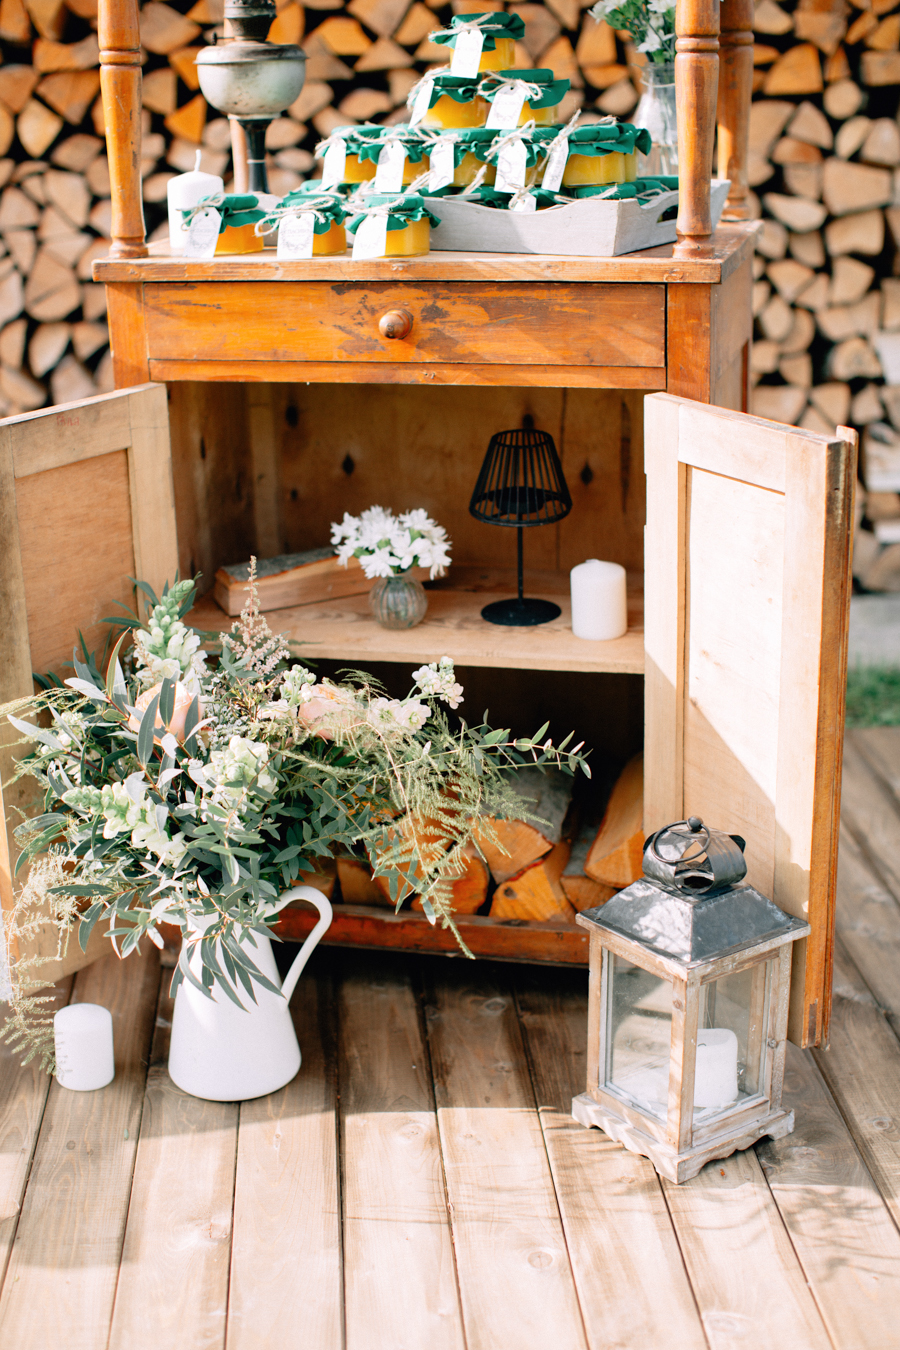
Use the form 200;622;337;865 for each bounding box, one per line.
589;0;677;62
2;565;588;1069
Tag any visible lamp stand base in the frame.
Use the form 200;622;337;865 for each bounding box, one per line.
571;1092;795;1185
481;597;561;627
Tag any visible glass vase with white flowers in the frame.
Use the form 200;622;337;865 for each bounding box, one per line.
2;565;588;1071
331;506;451;629
589;0;678;173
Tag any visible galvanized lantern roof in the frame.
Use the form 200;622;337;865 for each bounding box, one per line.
578;818;810;968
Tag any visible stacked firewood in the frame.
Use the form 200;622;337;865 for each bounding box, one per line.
300;757;645;921
748;0;900;482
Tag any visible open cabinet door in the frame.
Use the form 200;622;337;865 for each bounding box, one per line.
0;383;177;993
643;393;856;1048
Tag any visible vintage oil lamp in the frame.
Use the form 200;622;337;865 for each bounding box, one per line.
572;817;810;1183
195;0;306;194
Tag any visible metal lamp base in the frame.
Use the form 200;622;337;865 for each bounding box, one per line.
481;597;561;627
571;1092;795;1184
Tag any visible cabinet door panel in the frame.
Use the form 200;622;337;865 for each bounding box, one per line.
644;393;856;1047
0;384;178;992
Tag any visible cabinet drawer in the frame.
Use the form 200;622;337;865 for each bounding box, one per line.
144;281;666;370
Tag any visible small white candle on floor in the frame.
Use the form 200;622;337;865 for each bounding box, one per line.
693;1028;739;1110
167;150;225;250
570;559;628;641
54;1003;115;1091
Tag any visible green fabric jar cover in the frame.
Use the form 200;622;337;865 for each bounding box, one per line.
354;127;438;166
564;122;653;157
429;11;526;51
182;193;266;233
407;72;484;114
262;189;349;235
564;176;678;200
479;69;570;109
345;193;442;234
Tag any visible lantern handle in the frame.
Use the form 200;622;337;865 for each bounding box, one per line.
646;818;710;866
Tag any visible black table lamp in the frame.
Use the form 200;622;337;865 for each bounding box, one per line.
469;423;572;626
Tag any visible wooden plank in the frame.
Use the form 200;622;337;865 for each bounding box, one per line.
813;940;900;1230
246;385;283;560
757;1043;900;1350
227;960;342;1350
142;282;667;370
126;383;180;604
840;730;900;904
276;901;589;964
108;966;238;1350
513;965;707;1350
666;284;714;402
188;588;645;676
0;949;159;1350
661;1148;832;1350
338;952;465;1350
849;725;900;804
93;224;756;285
425;961;589;1350
149;360;668;390
643;392;686;831
0;978;72;1287
9;392;132;475
834;823;900;1036
105;282;150;387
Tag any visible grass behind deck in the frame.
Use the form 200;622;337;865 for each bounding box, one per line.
846;666;900;727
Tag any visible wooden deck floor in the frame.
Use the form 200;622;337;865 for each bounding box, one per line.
3;728;900;1350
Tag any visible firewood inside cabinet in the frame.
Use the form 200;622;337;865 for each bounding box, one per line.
489;841;576;922
584;753;644;889
336;855;392;907
473;767;575;885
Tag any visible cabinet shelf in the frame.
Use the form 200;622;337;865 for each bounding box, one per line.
188;568;644;675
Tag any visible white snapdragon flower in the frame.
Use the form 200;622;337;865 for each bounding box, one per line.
207;736;277;800
412;657;464;709
279;665;317;707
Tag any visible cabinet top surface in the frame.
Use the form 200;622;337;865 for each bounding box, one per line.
94;222;756;287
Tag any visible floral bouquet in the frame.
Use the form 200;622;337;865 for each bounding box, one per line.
3;566;587;1066
589;0;676;62
331;505;451;580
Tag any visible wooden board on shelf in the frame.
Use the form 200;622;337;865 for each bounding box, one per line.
274;902;589;965
188;572;644;676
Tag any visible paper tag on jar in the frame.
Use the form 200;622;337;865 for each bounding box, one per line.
277;213;315;259
494;140;528;194
451;27;483;77
321;141;346;189
375;140;407;191
486;84;527;129
183;207;221;258
509;193;537;213
352;214;389;259
409;77;435;126
541;137;569;192
428;138;456;191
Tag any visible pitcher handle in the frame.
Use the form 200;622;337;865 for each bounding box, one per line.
267;884;333;1003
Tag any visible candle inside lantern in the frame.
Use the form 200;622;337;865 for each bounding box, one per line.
167;150;225;250
693;1028;739;1110
54;1003;115;1091
570;559;627;641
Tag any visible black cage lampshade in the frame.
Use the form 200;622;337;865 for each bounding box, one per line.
469;424;572;626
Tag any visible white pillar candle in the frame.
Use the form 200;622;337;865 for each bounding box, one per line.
167;150;224;250
54;1003;115;1091
693;1028;739;1110
570;559;628;641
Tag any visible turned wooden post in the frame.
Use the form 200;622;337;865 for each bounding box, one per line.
675;0;720;244
99;0;148;258
717;0;753;219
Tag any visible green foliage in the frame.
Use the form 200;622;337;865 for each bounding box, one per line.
2;562;588;1063
845;665;900;727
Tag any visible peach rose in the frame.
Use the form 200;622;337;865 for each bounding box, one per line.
294;684;361;741
129;682;197;744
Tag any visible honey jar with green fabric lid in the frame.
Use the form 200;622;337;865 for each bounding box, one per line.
353;126;437;187
562;176;677;201
259;188;349;256
407;71;489;129
479;69;570;127
346;192;441;258
427;128;499;187
182;192;268;254
313;124;383;186
428;12;526;73
558;122;652;186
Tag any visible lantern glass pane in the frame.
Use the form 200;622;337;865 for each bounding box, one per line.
693;959;773;1122
604;954;673;1123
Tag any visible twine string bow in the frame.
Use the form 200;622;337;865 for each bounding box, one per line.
431;12;508;39
254;195;339;237
183;192;226;224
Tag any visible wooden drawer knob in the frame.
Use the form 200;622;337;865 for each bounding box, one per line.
379;308;413;340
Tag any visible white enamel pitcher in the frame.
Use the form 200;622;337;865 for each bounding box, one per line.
168;885;333;1102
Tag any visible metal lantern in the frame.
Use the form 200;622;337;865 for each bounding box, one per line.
572;817;810;1184
469;423;572;627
